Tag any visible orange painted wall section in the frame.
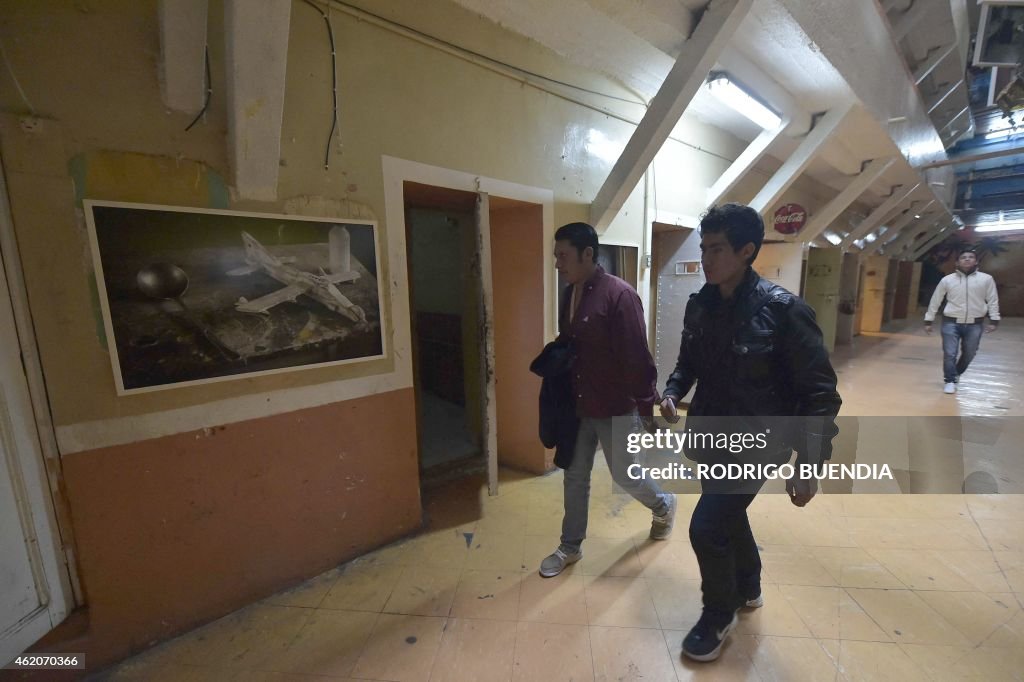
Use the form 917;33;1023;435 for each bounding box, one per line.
490;204;549;474
60;388;421;665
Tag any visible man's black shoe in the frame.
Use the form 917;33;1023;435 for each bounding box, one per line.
682;610;739;662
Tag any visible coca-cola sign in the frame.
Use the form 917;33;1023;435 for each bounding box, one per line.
773;203;806;235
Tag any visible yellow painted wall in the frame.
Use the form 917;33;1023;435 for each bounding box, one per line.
0;0;738;434
0;0;750;663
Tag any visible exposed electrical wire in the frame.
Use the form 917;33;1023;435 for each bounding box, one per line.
323;0;737;163
303;0;340;170
327;0;645;107
0;37;36;116
184;46;211;132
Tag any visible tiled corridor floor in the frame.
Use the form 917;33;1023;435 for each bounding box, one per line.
101;318;1024;681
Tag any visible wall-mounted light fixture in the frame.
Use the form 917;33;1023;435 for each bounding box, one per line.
706;73;782;130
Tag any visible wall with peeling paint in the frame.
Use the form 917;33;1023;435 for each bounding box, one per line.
0;0;750;667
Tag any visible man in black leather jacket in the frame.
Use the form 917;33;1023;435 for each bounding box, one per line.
659;203;841;663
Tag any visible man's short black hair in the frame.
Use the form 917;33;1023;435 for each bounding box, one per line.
699;203;764;266
555;222;599;263
958;248;978;258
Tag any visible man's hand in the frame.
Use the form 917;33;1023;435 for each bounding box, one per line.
924;323;933;335
786;473;818;507
985;323;997;333
659;397;680;424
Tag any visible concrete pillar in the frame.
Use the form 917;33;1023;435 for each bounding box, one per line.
224;0;292;201
159;0;209;114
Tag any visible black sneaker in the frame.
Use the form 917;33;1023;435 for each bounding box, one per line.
682;610;739;662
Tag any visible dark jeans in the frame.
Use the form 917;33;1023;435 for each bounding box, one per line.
689;478;766;619
941;319;983;383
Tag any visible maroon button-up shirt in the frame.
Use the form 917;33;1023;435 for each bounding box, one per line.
557;265;659;418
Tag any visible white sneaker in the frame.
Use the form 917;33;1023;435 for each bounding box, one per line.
944;382;956;394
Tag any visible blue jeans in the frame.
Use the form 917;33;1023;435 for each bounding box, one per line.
941;319;983;383
559;415;670;553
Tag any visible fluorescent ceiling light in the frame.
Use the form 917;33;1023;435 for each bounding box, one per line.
914;214;922;218
864;233;877;243
825;233;842;245
706;75;782;130
975;220;1024;233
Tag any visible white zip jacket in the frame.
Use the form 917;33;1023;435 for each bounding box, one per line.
925;270;1000;323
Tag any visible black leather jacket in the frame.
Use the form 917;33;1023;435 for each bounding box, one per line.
663;268;842;464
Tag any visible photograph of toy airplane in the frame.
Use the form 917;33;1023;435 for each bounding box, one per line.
228;231;368;324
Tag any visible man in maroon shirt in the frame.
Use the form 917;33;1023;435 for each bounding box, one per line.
539;222;677;578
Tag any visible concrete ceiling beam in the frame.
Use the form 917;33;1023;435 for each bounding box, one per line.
913;43;957;86
590;0;753;231
865;199;936;254
748;102;854;217
706;121;787;208
926;78;965;115
891;0;931;41
910;225;953;260
887;216;943;256
795;156;896;243
224;0;292;201
158;0;209;114
840;182;920;248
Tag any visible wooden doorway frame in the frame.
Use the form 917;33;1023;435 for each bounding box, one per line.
383;157;554;494
0;158;79;662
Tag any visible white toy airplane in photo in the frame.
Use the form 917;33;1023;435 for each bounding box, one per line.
228;231;368;324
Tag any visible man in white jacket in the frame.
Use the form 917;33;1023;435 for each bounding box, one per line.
924;249;1000;394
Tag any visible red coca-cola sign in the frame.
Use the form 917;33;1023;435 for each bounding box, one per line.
773;203;806;235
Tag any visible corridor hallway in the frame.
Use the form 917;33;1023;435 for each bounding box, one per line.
100;320;1024;682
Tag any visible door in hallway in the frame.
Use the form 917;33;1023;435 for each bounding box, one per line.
651;226;701;401
404;200;485;480
804;247;842;352
0;241;70;664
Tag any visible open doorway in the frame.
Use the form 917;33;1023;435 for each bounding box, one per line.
650;223;701;404
402;180;549;489
403;183;484;482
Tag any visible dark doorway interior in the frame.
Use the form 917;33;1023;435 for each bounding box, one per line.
404;183;484;477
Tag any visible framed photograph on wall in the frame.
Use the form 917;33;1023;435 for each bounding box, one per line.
84;200;386;395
